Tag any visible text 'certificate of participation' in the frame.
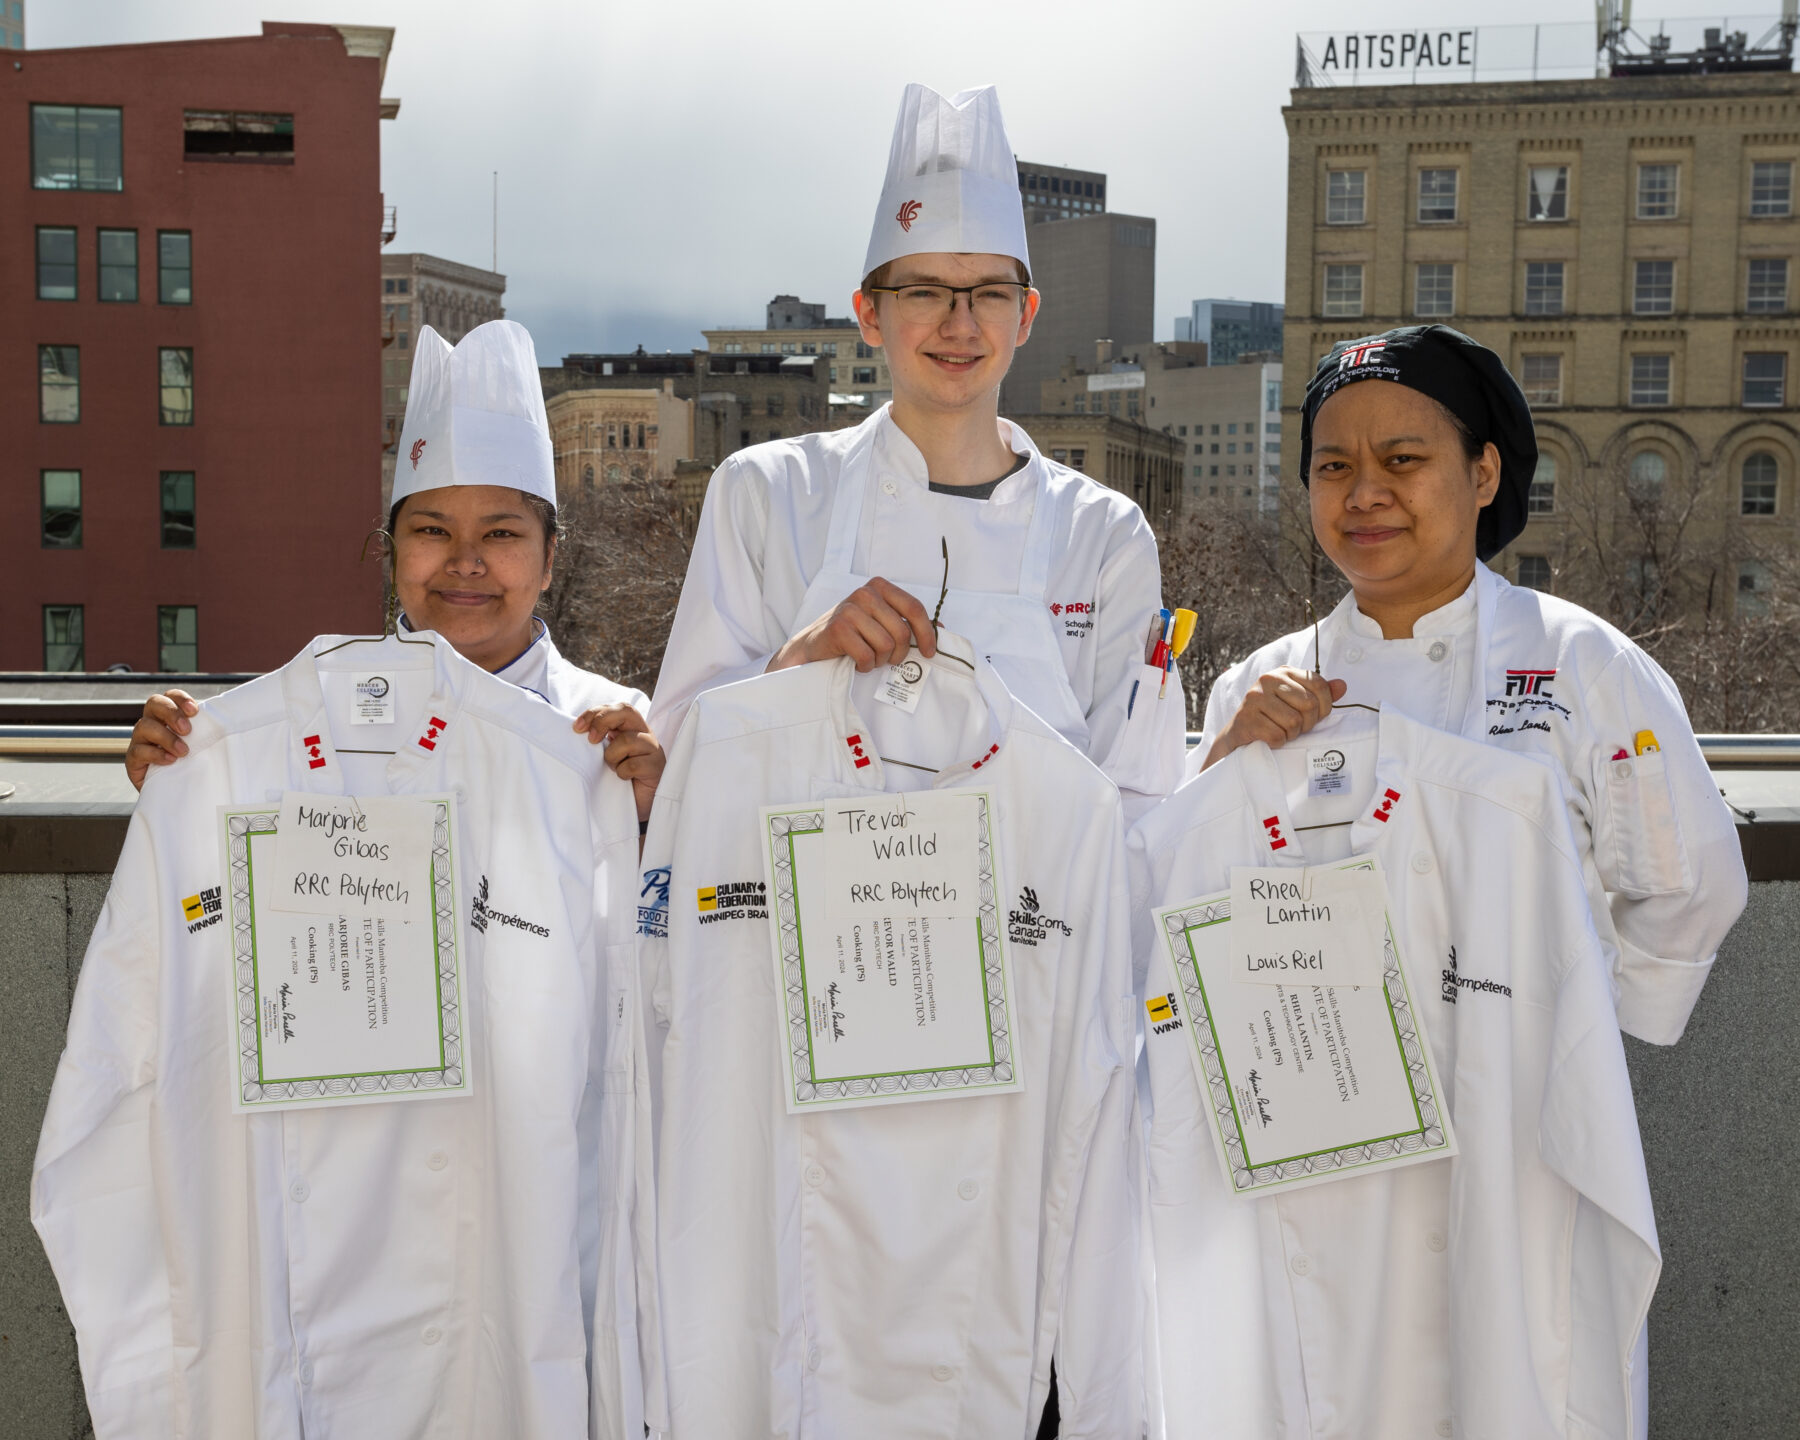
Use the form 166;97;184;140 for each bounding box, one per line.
1154;857;1454;1196
762;788;1021;1112
221;796;469;1112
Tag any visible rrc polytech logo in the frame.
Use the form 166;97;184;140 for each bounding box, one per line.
895;199;921;232
1504;669;1556;698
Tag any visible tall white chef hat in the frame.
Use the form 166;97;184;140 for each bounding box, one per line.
394;319;556;509
862;84;1029;282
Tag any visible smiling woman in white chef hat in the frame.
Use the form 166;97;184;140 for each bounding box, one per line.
649;83;1187;814
125;319;665;820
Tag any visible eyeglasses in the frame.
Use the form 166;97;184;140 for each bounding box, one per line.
866;283;1032;324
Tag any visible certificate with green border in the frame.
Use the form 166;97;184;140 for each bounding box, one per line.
221;798;469;1111
1153;857;1454;1196
761;790;1022;1113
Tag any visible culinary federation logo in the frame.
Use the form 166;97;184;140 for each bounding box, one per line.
895;199;921;231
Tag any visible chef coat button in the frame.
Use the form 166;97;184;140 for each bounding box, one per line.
298;1360;314;1385
804;1164;825;1187
289;1180;310;1204
1427;640;1448;663
931;1363;955;1382
1436;1420;1454;1437
882;480;898;496
1427;1230;1447;1253
1411;853;1434;876
427;1151;449;1171
957;1178;979;1201
1613;759;1633;780
807;1347;822;1372
421;1326;442;1346
1345;646;1363;664
1290;1254;1310;1276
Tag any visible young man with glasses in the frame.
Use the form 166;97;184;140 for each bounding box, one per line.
648;83;1186;815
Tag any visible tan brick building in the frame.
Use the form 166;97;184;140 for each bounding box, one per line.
544;381;694;502
705;296;884;403
1283;69;1800;614
1003;411;1183;519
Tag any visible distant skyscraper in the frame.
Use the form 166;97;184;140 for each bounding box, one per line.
1;0;25;50
1186;298;1285;366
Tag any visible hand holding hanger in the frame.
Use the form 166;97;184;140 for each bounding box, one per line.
1196;598;1357;774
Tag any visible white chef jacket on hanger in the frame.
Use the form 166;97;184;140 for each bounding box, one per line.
404;612;650;717
1199;563;1747;1044
648;404;1186;815
32;632;648;1440
639;636;1143;1438
1131;706;1660;1440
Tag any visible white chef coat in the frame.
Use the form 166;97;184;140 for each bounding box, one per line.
32;632;647;1440
648;404;1186;815
405;612;651;717
1131;706;1661;1440
639;636;1143;1438
1199;563;1747;1044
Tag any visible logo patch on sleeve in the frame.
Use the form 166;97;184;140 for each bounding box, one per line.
180;885;223;933
697;880;768;923
1147;992;1183;1034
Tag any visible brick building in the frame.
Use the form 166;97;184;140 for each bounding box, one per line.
380;251;505;504
6;22;395;671
1004;410;1183;520
704;296;879;404
542;349;830;471
544;381;694;500
1283;65;1800;610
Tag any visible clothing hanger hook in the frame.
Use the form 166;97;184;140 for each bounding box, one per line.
932;537;949;633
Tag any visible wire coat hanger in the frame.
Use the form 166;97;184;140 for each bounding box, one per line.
1307;597;1379;714
312;528;433;755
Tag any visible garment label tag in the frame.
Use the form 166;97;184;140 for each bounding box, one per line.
350;674;396;726
1307;744;1352;797
1228;862;1388;987
821;789;980;923
874;655;932;713
270;792;434;925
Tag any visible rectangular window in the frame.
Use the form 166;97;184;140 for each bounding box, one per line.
1747;258;1789;314
39;345;79;423
98;228;138;302
1633;259;1674;315
1521;353;1562;406
1750;160;1794;218
1741;455;1778;515
1636;163;1678;219
1417;168;1458;223
1070;449;1085;471
42;470;81;548
183;110;295;163
855;341;875;359
822;342;837;357
31;104;124;191
158;606;198;672
1414;263;1455;316
158;231;192;304
1517;555;1552;591
852;366;876;384
159;347;194;425
1528;165;1569;221
1630;353;1671;407
1322;263;1364;317
765;394;783;416
161;471;196;548
384;278;397;294
1737;560;1771;615
1524;262;1565;316
1325;170;1366;225
760;342;777;354
36;226;77;300
43;605;84;671
1743;352;1787;408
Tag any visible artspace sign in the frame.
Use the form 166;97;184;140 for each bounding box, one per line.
1309;29;1477;74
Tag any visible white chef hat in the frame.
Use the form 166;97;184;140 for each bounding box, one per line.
862;84;1029;282
394;319;556;509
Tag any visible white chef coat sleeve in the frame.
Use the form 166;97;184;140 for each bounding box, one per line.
646;457;780;747
30;809;176;1439
1039;814;1145;1437
1582;648;1748;1044
1089;511;1186;815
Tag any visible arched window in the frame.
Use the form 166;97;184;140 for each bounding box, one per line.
1528;454;1557;514
1741;451;1778;515
1627;450;1667;504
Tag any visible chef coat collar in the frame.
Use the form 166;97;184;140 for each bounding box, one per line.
280;630;466;793
1233;704;1414;864
399;610;557;705
870;403;1043;506
1341;573;1477;642
831;629;1012;790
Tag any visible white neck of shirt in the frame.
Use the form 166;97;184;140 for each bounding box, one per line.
1330;578;1478;734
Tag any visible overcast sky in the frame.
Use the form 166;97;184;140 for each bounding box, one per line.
38;1;1622;360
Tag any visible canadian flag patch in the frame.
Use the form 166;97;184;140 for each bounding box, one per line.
1372;787;1401;823
969;742;1001;771
846;733;871;770
417;715;448;752
1262;814;1287;851
302;734;326;770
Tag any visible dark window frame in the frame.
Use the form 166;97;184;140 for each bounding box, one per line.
41;469;82;549
157;230;193;305
36;226;78;301
159;347;195;426
157;605;199;672
182;110;295;164
39;344;80;424
43;604;85;672
160;471;197;549
30;104;124;192
98;227;139;303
